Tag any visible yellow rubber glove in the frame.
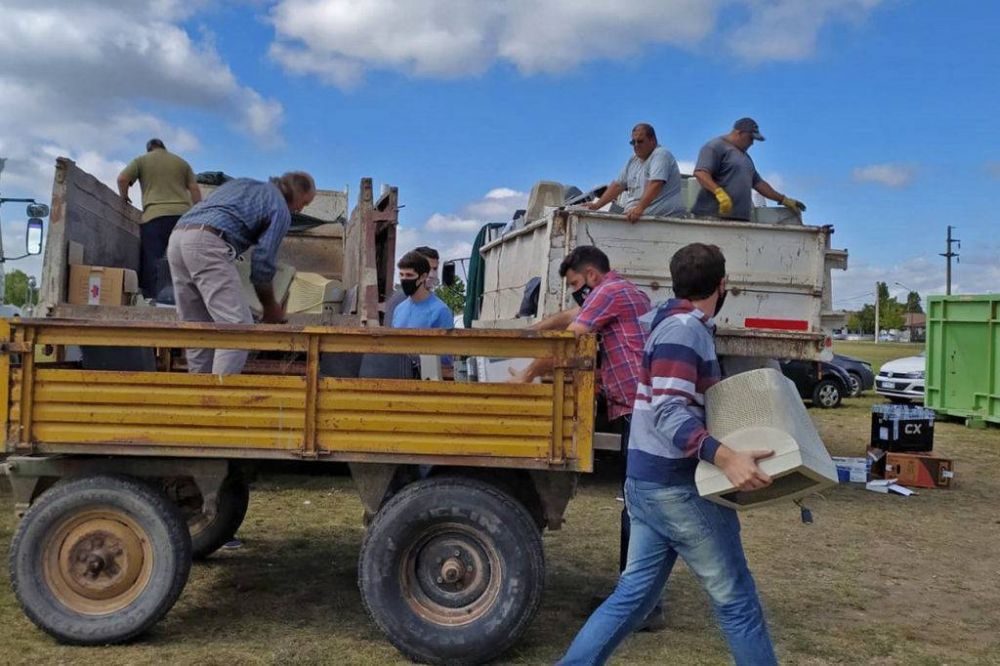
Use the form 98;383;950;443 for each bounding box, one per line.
714;188;733;216
781;196;807;213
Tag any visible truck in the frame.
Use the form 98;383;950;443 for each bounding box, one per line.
1;159;599;665
462;178;848;445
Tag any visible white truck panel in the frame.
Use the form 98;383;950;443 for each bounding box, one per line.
475;209;847;361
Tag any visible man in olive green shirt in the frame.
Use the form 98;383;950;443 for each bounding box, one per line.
117;139;202;298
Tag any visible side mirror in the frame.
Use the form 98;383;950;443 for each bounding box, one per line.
26;202;50;218
26;218;43;255
442;261;457;287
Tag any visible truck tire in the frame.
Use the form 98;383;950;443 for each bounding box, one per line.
166;476;250;559
812;379;843;408
358;477;545;665
9;474;192;645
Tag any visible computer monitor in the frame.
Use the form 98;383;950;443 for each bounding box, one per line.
697;368;838;509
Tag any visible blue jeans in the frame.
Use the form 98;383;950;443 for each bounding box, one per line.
558;479;777;666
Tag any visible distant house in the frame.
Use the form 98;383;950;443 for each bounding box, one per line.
902;312;926;342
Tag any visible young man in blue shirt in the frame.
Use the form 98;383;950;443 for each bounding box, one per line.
391;250;453;330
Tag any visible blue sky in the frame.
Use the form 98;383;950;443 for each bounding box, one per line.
1;1;997;308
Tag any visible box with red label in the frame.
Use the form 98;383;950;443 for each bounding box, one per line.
885;452;954;489
68;265;139;306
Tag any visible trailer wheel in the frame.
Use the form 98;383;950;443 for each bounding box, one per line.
358;477;544;665
9;474;191;645
166;476;250;559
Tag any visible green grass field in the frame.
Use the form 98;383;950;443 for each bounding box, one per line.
1;341;998;665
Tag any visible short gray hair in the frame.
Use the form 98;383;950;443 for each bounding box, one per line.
272;171;316;205
632;123;656;141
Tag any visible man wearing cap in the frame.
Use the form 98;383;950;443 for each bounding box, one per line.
691;118;806;222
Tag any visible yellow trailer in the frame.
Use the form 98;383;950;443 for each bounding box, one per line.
1;318;596;665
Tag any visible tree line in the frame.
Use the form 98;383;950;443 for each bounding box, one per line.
847;281;922;334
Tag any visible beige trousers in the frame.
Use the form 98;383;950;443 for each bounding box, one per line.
166;228;253;375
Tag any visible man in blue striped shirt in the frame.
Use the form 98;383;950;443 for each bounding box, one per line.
559;243;778;666
167;172;315;374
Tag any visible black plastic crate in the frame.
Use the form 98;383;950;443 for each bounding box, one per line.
870;405;934;452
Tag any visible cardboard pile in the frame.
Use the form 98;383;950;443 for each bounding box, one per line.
834;405;955;495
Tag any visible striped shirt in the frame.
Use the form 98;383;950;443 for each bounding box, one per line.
627;299;723;485
574;271;651;420
176;178;291;285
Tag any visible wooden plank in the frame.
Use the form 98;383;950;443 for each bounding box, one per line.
33;404;304;429
33;423;302;449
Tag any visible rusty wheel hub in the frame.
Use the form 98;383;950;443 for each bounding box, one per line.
43;509;153;615
402;524;502;626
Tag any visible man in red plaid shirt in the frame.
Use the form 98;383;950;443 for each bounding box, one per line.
510;245;662;628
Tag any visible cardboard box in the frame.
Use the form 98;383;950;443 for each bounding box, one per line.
885;452;954;489
68;265;139;306
867;447;888;479
832;456;868;483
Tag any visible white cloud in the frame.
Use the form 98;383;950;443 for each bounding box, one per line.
441;240;474;262
425;213;483;233
0;2;283;201
729;0;885;63
485;187;522;199
270;0;882;87
463;188;529;221
852;163;917;188
394;187;529;269
677;160;696;175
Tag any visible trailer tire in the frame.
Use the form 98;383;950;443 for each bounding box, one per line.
358;477;544;665
9;474;191;645
175;476;250;559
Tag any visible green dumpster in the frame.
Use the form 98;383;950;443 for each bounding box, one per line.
925;294;1000;425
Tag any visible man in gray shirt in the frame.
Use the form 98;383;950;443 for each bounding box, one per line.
586;123;685;222
692;117;806;222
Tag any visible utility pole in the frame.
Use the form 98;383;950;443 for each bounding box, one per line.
940;225;960;295
874;282;880;344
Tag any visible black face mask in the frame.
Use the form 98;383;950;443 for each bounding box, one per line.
572;285;592;307
401;278;421;297
714;286;728;316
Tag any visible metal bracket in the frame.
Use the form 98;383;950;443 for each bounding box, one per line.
554;358;595;371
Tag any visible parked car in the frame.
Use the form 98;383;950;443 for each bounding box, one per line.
832;353;875;397
875;353;925;403
779;359;852;408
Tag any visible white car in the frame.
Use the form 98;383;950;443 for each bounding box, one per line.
875;353;925;403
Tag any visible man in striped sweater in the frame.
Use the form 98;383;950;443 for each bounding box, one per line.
559;243;778;666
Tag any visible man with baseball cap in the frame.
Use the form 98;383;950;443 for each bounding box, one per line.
691;117;806;222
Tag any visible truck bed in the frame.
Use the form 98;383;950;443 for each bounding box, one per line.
2;319;596;472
